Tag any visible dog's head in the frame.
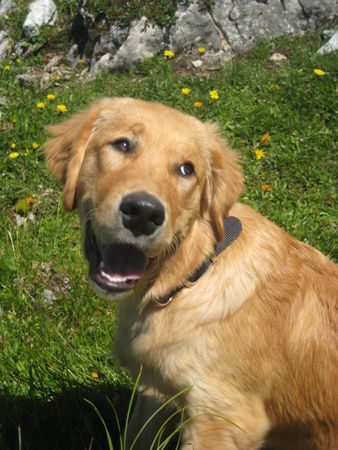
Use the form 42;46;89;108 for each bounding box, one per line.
45;98;243;297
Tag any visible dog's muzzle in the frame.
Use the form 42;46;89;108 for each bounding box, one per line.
84;192;165;295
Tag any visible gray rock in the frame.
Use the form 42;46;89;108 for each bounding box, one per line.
192;59;203;68
269;52;288;61
91;53;114;75
14;212;34;227
45;54;63;70
14;41;29;57
16;73;40;86
111;17;164;70
40;71;51;89
14;213;27;227
43;289;56;305
213;0;305;54
92;17;164;73
23;0;58;37
88;0;337;76
212;0;244;52
0;0;13;17
0;30;11;61
317;30;338;55
66;43;81;67
169;1;233;61
27;211;35;222
298;0;337;26
322;29;337;40
90;22;129;70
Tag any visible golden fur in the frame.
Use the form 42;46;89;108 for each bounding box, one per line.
45;98;337;450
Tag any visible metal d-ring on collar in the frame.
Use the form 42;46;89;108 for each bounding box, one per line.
152;216;242;307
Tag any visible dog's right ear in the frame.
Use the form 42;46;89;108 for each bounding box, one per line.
45;99;107;211
200;124;244;242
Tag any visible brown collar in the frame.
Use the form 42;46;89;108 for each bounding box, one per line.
152;216;242;307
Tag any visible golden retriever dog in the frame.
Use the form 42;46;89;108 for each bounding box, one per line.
45;98;337;450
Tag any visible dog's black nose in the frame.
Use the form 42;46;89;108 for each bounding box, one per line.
120;192;165;237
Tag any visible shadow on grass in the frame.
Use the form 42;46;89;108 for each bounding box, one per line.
0;384;270;450
0;384;132;450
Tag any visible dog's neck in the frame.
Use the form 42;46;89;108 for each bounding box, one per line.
140;217;242;307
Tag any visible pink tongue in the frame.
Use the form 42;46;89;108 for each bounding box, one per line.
98;244;148;280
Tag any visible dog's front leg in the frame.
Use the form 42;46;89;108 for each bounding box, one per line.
180;417;267;450
126;392;178;450
180;396;271;450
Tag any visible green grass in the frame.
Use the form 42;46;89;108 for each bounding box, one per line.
0;29;337;449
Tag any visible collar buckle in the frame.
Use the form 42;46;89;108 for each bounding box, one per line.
152;295;174;308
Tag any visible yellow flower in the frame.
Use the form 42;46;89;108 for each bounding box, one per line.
181;88;191;96
91;371;100;379
314;68;326;77
55;75;60;81
261;132;271;143
193;101;202;109
37;102;46;109
5;44;11;52
26;197;35;204
32;142;39;150
57;104;67;113
255;149;265;160
4;65;10;71
198;47;206;54
262;184;271;191
9;152;19;159
16;58;21;63
209;90;219;100
12;117;17;123
164;49;175;59
47;94;56;101
11;143;16;149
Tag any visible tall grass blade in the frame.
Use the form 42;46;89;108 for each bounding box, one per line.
130;386;191;449
157;408;245;449
123;366;143;448
106;396;123;450
17;425;22;450
149;407;185;450
85;399;114;450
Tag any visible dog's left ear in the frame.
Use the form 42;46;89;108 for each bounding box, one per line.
201;125;244;242
45;98;109;211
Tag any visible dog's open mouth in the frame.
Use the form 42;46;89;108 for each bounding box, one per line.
85;222;149;294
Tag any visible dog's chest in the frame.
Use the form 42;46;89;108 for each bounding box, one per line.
114;303;202;387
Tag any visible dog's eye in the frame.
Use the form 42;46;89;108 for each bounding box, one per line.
110;139;131;153
178;163;195;177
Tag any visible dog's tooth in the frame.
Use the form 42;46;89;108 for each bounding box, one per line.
100;269;127;285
